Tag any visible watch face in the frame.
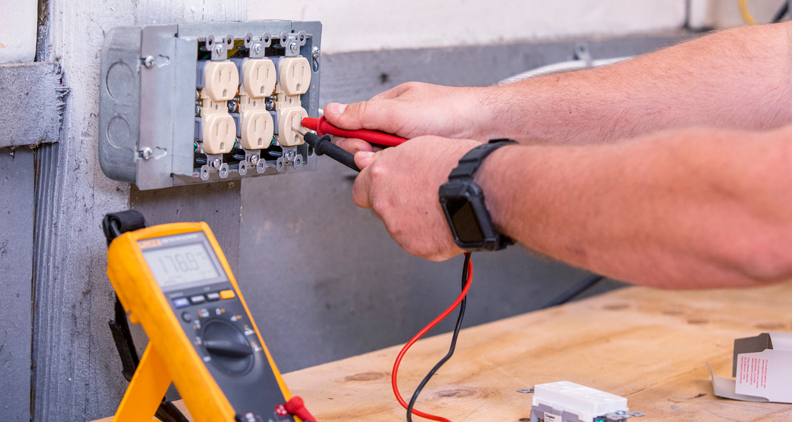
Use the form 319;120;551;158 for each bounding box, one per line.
443;196;485;244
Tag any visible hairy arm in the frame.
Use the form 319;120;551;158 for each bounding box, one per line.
494;23;792;144
326;23;792;150
475;125;792;288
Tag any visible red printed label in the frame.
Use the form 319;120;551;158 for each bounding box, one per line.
735;354;770;396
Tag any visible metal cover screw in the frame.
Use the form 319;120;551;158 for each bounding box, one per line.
227;101;237;113
289;42;298;53
212;158;221;168
216;44;224;55
265;98;275;110
253;44;262;55
143;56;154;68
141;147;153;160
312;47;320;60
250;155;259;165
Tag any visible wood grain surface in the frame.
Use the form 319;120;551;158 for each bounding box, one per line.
94;282;792;421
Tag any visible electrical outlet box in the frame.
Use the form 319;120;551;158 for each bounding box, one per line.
98;21;321;190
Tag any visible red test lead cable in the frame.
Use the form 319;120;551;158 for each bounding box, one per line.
302;116;408;147
391;255;473;422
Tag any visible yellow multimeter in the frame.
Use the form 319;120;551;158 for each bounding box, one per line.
106;220;300;422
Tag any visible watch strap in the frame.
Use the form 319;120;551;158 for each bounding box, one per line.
447;139;516;181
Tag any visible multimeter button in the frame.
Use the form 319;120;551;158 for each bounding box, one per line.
181;312;192;323
190;295;206;304
206;292;220;301
219;289;236;300
172;298;190;308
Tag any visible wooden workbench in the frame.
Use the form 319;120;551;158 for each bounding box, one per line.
95;282;792;421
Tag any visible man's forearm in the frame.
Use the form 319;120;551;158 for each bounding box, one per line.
486;23;792;145
477;126;792;288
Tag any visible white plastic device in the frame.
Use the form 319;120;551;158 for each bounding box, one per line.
532;381;636;422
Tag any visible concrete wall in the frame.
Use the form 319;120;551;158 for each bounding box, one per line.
0;148;34;422
690;0;788;28
251;0;687;52
30;2;246;421
0;0;37;62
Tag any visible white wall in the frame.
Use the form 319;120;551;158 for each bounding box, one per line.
692;0;787;28
0;0;37;62
250;0;687;53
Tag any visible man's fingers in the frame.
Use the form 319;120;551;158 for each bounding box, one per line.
352;165;373;209
354;150;381;170
333;137;373;154
324;100;401;134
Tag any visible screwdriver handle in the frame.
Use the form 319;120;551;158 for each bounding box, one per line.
303;132;360;172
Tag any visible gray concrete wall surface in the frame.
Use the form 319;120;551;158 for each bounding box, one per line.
237;32;696;373
0;147;34;422
30;1;246;421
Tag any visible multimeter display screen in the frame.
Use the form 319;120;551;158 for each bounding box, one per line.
142;242;220;288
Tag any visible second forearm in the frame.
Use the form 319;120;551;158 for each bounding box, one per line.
476;127;792;288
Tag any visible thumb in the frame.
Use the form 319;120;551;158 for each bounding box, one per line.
324;101;397;133
354;150;380;170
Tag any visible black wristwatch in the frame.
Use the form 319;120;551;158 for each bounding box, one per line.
439;139;516;251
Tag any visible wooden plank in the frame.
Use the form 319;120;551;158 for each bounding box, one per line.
92;282;792;421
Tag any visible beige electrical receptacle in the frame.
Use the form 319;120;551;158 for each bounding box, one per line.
203;61;240;101
202;115;236;154
277;107;308;147
239;111;274;150
242;58;277;98
278;57;311;96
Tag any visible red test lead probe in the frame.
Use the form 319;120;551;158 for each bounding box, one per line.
302;116;408;147
275;396;316;422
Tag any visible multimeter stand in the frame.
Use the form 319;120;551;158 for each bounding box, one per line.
114;346;177;421
103;211;191;422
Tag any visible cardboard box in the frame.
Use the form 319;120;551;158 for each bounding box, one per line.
709;332;792;403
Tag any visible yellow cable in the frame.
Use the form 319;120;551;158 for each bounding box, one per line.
739;0;757;25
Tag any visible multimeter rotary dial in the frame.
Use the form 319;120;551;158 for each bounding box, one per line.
201;319;254;376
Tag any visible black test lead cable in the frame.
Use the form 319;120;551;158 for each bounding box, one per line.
405;252;471;422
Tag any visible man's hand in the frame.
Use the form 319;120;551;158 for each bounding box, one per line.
324;82;497;154
352;136;480;261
